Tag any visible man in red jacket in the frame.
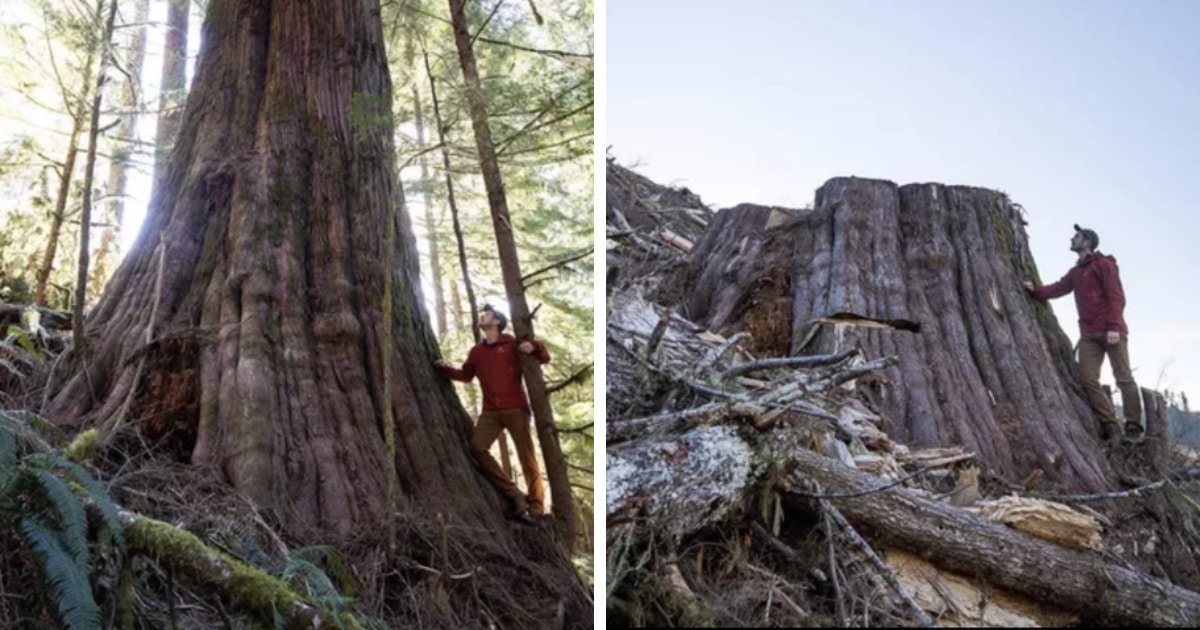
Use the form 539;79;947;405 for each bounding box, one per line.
434;304;550;522
1025;224;1142;442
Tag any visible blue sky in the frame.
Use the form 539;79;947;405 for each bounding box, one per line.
609;0;1200;403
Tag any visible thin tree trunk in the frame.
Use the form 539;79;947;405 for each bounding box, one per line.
447;0;577;549
35;118;83;307
423;48;479;344
97;0;150;288
449;272;464;327
407;40;447;338
73;0;121;352
448;276;481;414
151;0;188;187
35;34;98;306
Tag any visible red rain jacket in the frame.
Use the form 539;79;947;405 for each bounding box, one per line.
439;333;551;411
1032;253;1128;335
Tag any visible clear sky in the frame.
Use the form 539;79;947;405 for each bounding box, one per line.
609;0;1200;403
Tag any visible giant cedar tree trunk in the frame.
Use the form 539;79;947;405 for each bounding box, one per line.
47;0;552;556
680;177;1114;492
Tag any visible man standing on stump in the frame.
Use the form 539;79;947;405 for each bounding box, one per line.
1025;224;1143;443
435;304;550;523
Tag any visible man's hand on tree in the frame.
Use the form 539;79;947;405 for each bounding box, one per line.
518;341;535;354
1106;331;1120;345
433;360;449;369
1023;281;1035;292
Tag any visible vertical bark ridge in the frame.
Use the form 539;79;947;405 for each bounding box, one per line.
50;0;498;540
677;176;1116;492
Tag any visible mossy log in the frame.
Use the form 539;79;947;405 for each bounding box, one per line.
119;509;359;629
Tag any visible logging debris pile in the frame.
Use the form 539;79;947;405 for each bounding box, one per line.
605;162;1200;628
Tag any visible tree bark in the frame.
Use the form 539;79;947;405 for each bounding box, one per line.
97;0;150;289
47;3;590;622
448;0;578;549
678;178;1114;493
49;0;536;558
74;0;121;353
151;0;189;188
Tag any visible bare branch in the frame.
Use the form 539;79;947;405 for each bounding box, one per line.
547;363;593;395
521;248;593;284
476;36;593;60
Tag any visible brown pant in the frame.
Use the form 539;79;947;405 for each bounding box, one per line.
471;409;544;514
1078;334;1141;429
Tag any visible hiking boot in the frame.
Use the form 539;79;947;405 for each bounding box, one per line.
508;496;536;524
1124;421;1145;443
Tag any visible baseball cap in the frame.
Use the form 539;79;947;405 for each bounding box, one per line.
1073;224;1099;250
482;303;508;332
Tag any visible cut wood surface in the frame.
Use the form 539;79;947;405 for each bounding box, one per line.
971;496;1104;552
884;548;1079;628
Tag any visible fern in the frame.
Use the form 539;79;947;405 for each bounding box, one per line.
0;409;66;449
30;468;90;572
31;453;125;552
290;545;355;597
283;557;351;616
19;517;101;630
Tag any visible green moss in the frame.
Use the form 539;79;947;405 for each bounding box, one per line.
125;515;362;629
987;199;1011;255
64;429;98;463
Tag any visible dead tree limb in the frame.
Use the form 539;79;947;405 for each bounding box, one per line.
723;348;858;379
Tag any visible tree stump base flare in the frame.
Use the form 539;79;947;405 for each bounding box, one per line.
606;164;1200;627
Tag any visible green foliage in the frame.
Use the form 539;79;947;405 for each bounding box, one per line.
271;546;372;629
19;517;101;630
282;557;351;619
385;0;595;549
30;468;90;568
0;410;124;630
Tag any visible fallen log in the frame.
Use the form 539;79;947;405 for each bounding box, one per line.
609;420;1200;626
121;509;358;628
789;446;1200;627
607;425;771;536
884;548;1079;627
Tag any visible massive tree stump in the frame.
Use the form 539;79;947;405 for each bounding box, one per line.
678;177;1114;492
